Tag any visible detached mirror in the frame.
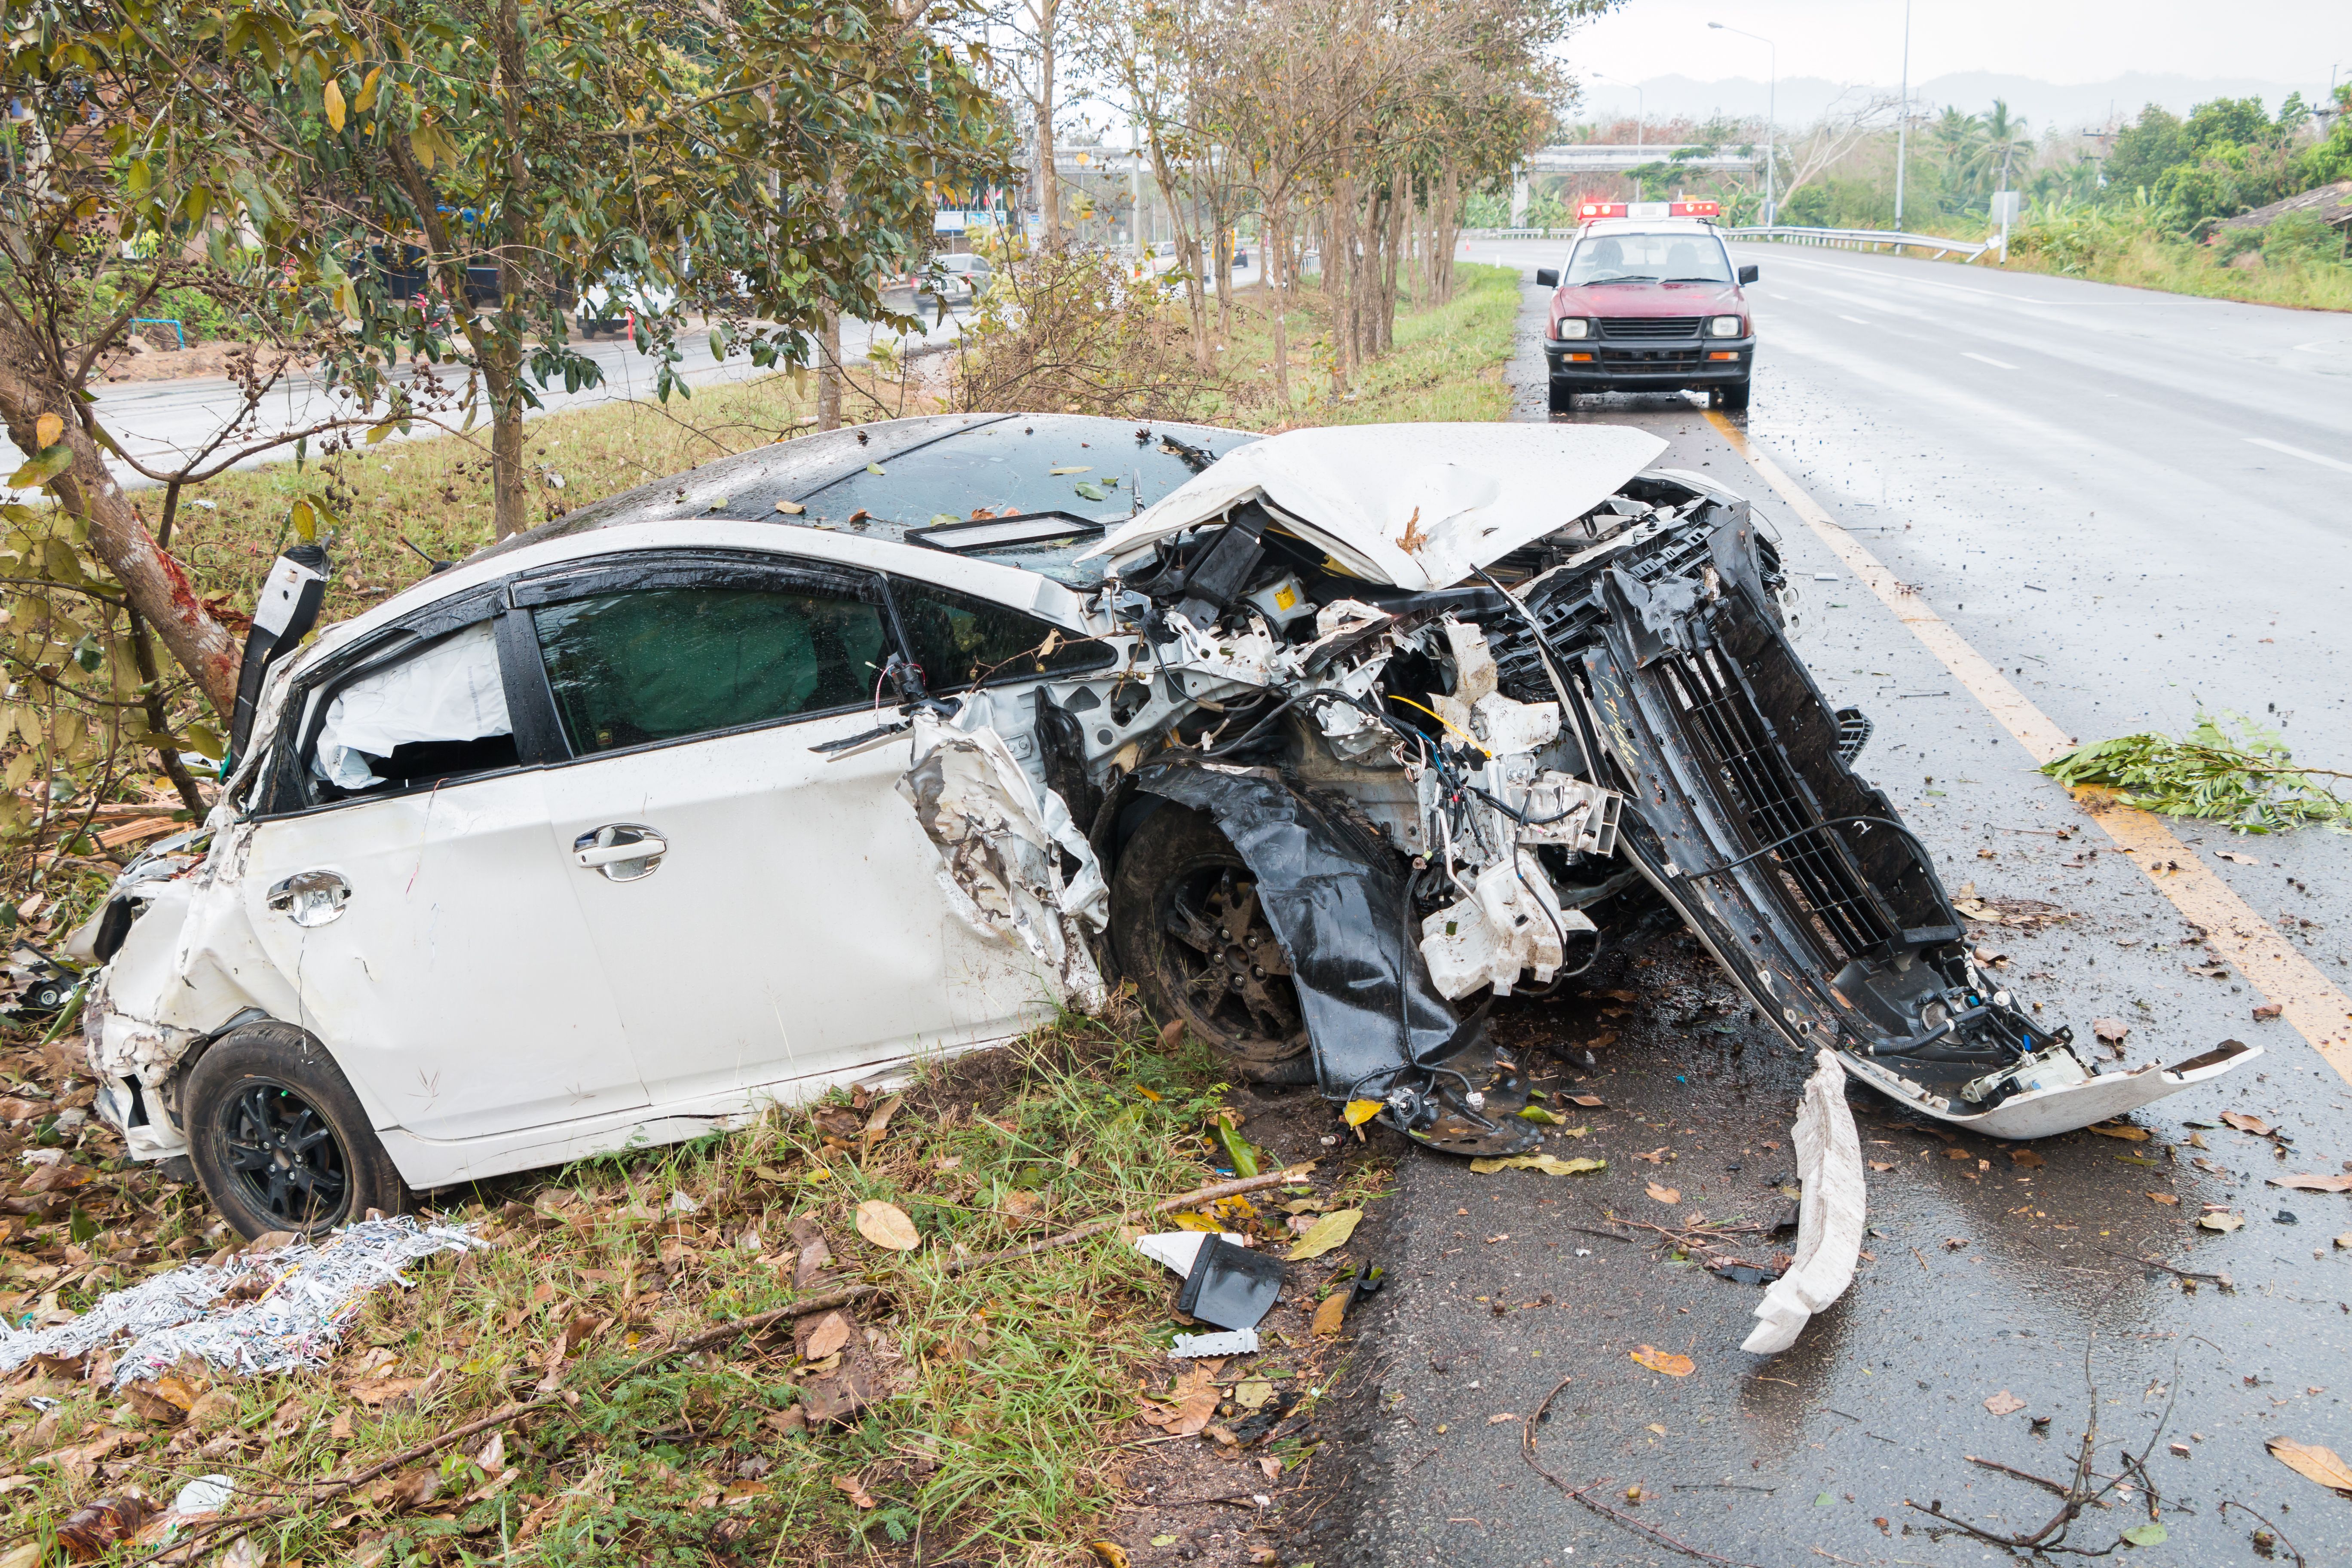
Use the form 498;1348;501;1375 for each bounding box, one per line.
1737;264;1760;285
1534;268;1559;288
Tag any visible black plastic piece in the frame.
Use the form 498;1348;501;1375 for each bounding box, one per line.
227;543;330;762
1173;503;1269;627
1176;1236;1284;1331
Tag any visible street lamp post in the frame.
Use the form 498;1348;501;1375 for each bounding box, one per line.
1893;0;1912;225
1709;22;1776;223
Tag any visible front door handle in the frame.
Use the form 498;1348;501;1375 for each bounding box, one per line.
267;870;351;927
573;824;667;882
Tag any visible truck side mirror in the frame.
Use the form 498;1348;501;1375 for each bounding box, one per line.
1534;268;1559;288
1737;264;1760;284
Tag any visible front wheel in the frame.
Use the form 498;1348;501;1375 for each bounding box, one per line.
184;1021;408;1240
1713;377;1752;412
1110;804;1314;1084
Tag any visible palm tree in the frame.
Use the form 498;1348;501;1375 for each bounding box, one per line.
1931;106;1988;205
1970;99;2034;204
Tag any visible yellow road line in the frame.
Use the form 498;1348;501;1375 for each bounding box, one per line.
1707;409;2352;1082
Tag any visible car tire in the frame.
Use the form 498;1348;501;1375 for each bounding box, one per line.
184;1020;408;1241
1110;804;1316;1085
1715;377;1752;411
1547;379;1576;415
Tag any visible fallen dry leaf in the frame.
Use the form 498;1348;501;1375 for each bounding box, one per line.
1984;1390;2027;1416
1286;1207;1362;1261
832;1473;879;1510
803;1312;854;1361
2269;1173;2352;1193
1486;1412;1518;1424
2087;1122;2151;1142
1645;1182;1681;1205
1086;1542;1132;1568
854;1200;920;1252
1467;1154;1605;1176
2198;1211;2245;1233
2092;1018;2128;1044
122;1375;198;1424
2265;1436;2352;1498
1631;1345;1695;1377
2011;1149;2046;1168
2252;1003;2282;1021
2220;1111;2273;1136
348;1375;424;1408
2214;850;2260;865
1868;1160;1896;1172
1632;1146;1668;1164
2147;1193;2180;1207
1310;1292;1349;1337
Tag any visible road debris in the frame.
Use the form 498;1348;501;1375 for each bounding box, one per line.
1174;1237;1285;1332
1743;1052;1866;1354
2265;1437;2352;1498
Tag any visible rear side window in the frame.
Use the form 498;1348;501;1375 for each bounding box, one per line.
533;584;888;755
889;580;1113;693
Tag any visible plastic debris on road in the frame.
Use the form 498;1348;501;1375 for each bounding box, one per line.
1133;1230;1246;1277
1743;1051;1867;1354
0;1216;486;1386
1171;1328;1260;1358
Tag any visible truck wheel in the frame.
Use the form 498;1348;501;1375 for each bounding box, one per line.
1548;379;1576;414
184;1021;408;1241
1111;804;1315;1084
1715;378;1752;412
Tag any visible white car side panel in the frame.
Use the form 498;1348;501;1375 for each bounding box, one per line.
239;772;652;1145
539;704;1062;1109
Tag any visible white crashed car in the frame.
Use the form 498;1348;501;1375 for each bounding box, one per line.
74;415;2253;1238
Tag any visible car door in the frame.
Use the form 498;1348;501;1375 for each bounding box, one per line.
238;604;649;1144
516;551;1109;1110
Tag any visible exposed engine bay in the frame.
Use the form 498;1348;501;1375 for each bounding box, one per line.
901;423;2255;1158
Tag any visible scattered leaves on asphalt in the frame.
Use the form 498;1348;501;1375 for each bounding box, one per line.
2221;1111;2273;1135
2269;1173;2352;1192
1645;1182;1681;1205
1984;1390;2027;1416
1467;1154;1604;1176
1631;1346;1695;1377
2265;1437;2352;1498
2198;1211;2246;1233
2087;1123;2151;1142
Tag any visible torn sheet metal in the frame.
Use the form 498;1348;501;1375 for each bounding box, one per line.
1743;1052;1867;1354
897;712;1108;1011
1084;424;1669;590
1133;759;1538;1157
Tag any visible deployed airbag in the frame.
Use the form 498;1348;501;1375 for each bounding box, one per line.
312;621;511;790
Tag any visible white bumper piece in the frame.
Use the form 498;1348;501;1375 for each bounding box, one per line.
1744;1050;1867;1355
1837;1037;2260;1140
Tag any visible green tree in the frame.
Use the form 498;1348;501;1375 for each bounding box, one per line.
2106;104;2189;191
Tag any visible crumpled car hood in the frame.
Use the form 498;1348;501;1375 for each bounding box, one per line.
1083;423;1669;590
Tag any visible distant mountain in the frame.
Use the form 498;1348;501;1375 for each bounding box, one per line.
1589;72;2320;135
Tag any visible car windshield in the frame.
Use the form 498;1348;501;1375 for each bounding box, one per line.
1564;232;1731;285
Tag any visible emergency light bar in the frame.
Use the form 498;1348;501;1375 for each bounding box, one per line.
1577;200;1722;221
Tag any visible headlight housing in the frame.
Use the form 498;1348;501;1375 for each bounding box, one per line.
1555;318;1590;340
1709;315;1743;338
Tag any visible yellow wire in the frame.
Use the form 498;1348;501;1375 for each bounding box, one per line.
1387;695;1491;756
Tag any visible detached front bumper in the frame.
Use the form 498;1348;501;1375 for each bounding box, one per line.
1546;334;1752;388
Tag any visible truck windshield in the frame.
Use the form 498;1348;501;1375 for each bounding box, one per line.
1565;232;1732;285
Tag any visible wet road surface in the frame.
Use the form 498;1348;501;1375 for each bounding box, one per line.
1326;244;2352;1568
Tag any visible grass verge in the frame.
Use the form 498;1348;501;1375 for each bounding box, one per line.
3;1008;1388;1564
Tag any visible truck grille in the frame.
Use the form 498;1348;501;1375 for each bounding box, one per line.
1598;316;1702;340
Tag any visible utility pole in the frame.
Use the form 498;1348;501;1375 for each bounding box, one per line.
1893;0;1911;224
1709;23;1776;222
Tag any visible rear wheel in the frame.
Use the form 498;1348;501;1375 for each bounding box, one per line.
1547;379;1577;415
1714;377;1752;411
184;1021;408;1240
1111;805;1314;1084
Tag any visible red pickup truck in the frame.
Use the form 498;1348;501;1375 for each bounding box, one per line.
1534;202;1758;414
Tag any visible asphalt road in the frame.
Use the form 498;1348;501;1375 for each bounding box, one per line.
1318;242;2352;1568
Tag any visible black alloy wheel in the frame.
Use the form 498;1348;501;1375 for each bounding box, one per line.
1111;804;1314;1083
216;1078;350;1230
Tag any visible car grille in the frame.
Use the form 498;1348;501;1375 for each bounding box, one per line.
1597;316;1703;340
1599;346;1703;366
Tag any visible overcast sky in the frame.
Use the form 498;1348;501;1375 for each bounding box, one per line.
1574;0;2347;91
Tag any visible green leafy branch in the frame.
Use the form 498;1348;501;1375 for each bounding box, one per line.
2042;709;2352;834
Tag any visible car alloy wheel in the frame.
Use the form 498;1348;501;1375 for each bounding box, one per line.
216;1078;352;1230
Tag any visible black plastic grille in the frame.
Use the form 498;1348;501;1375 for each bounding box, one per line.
1656;645;1901;963
1599;346;1703;365
1598;316;1702;340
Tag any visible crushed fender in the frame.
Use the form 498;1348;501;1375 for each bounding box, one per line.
1743;1052;1867;1354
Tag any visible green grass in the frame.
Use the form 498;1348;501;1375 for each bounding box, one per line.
1;1014;1375;1565
1990;228;2352;311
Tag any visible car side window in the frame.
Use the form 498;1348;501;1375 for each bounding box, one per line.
308;620;518;799
532;582;888;756
888;579;1114;693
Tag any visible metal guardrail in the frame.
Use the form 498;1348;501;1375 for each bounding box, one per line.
1720;225;1991;260
1460;227;1574;242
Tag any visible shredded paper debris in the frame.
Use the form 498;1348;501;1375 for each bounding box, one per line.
0;1216;486;1387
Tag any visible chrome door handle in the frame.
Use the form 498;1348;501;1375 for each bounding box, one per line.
268;870;352;927
573;824;666;881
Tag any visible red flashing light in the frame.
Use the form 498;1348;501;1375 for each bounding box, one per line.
1578;201;1627;220
1669;200;1721;218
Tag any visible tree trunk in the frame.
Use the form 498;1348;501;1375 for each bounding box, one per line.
1268;205;1289;408
1034;0;1061;249
0;365;239;719
818;301;842;430
1142;139;1208;369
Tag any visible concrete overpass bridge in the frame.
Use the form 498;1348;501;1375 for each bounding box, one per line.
1512;144;1760;222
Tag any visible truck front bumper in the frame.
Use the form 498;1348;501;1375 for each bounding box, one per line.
1546;335;1753;388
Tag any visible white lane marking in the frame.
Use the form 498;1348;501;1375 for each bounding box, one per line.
1839;315;1872;326
1962;351;2018;370
2247;436;2352;474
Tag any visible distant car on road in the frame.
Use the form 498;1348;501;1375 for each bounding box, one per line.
1535;202;1758;414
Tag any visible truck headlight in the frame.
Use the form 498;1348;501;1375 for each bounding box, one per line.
1709;315;1743;338
1555;318;1589;340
